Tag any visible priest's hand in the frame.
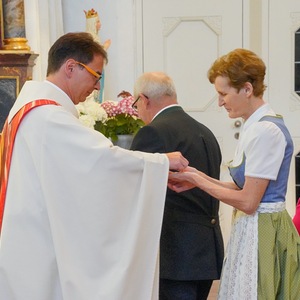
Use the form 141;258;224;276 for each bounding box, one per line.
166;152;189;171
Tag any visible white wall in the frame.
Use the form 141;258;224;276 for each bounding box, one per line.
62;0;136;101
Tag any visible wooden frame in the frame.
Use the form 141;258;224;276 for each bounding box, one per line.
0;0;3;48
0;75;19;130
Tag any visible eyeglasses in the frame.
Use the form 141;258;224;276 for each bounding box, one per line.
131;96;141;111
75;61;102;83
132;94;148;111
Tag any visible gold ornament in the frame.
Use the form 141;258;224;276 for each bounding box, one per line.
84;9;98;19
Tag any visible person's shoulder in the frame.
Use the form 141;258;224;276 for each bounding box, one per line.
249;119;283;138
157;108;216;135
131;123;165;151
134;123;160;138
184;113;217;134
158;107;191;123
245;120;286;152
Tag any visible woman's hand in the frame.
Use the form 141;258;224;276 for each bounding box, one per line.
168;167;200;192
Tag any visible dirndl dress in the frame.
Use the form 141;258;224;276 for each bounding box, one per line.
218;115;300;300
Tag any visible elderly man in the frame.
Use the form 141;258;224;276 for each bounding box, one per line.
130;72;224;300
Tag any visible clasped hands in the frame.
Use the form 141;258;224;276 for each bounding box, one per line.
166;152;200;193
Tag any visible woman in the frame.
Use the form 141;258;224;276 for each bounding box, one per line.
169;48;300;300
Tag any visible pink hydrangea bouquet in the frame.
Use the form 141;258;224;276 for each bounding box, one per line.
77;93;144;142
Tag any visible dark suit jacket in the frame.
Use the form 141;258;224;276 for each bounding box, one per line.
130;106;224;280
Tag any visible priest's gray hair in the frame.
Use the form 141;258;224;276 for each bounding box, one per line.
134;72;177;100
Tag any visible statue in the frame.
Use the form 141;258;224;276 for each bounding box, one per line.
84;9;111;102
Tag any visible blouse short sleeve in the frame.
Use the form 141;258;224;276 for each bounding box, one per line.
244;120;286;180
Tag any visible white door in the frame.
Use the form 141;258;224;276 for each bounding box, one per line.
266;0;300;214
136;0;245;244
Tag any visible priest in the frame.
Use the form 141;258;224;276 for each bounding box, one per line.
0;32;188;300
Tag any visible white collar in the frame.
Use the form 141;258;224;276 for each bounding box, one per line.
152;104;180;121
243;103;276;131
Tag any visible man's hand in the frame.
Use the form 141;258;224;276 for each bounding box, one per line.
166;152;189;171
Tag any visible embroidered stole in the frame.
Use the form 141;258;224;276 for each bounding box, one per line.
0;100;59;232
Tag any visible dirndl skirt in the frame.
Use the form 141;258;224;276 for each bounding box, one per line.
218;202;300;300
258;207;300;299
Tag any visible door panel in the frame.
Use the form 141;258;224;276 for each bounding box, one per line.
139;0;245;244
267;0;300;214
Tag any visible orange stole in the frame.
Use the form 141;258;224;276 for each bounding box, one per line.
0;100;59;232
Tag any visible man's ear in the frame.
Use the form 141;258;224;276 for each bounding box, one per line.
141;94;150;107
65;59;76;77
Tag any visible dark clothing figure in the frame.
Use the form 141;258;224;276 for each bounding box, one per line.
131;105;224;299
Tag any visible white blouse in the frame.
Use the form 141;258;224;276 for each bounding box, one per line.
230;103;286;180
